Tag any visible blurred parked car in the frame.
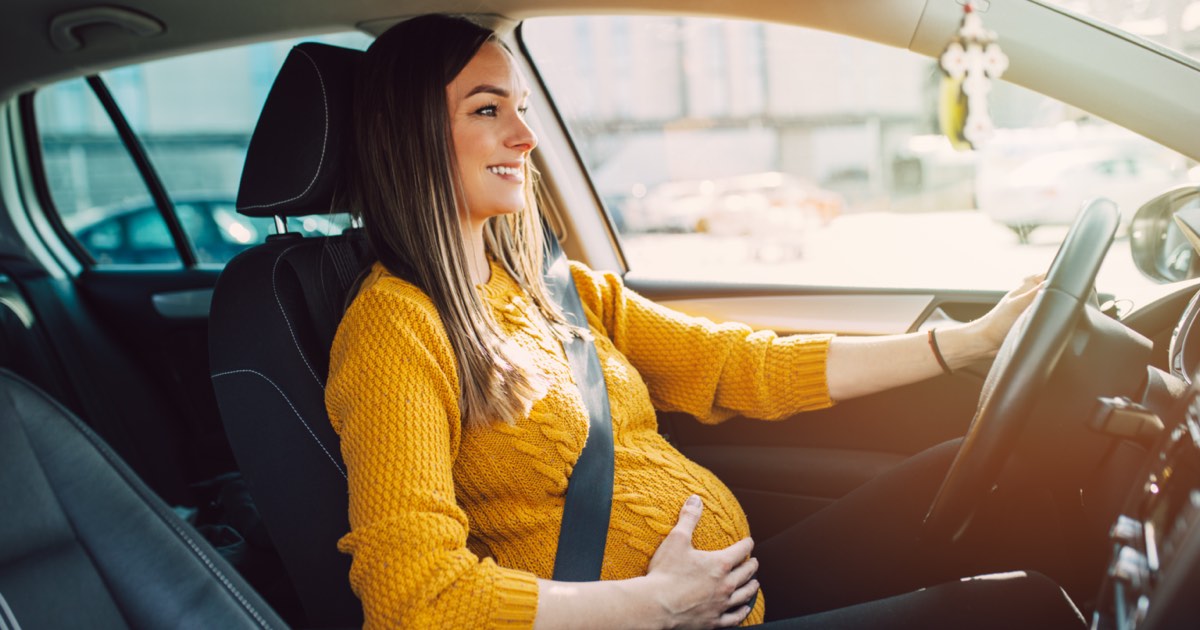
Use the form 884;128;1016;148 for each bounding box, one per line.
976;148;1181;243
66;196;350;265
621;172;843;237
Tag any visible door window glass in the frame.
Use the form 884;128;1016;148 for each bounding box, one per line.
35;31;372;267
522;16;1197;303
36;78;175;266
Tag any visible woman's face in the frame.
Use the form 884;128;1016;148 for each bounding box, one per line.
446;42;537;228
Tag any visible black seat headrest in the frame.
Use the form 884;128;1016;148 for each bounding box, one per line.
236;43;362;218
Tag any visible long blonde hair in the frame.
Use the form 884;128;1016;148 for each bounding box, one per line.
345;14;572;429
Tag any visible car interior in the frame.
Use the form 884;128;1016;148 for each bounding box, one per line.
3;1;1200;629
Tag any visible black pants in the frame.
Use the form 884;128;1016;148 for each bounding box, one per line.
754;440;1087;628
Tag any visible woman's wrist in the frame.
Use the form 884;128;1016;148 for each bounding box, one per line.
535;576;670;630
625;574;674;630
931;321;997;369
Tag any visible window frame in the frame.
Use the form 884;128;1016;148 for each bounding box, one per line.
21;30;374;272
22;75;200;269
512;21;630;273
19;91;97;268
84;74;197;267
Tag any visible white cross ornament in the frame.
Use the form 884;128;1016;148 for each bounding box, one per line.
939;5;1008;150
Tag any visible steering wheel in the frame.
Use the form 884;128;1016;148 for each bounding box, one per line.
922;198;1120;544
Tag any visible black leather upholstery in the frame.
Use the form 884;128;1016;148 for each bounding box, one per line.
0;368;287;629
210;231;370;627
210;43;368;627
236;43;360;218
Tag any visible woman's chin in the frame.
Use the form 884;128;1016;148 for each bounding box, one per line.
475;205;523;222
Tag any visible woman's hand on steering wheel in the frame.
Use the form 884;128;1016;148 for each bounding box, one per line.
974;273;1046;354
922;198;1122;544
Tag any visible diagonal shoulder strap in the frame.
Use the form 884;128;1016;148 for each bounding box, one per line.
543;235;615;582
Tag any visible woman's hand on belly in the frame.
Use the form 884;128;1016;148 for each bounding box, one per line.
531;495;757;629
645;495;759;628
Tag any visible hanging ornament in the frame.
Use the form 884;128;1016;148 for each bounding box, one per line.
938;2;1008;150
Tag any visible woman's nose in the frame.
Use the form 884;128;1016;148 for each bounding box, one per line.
507;112;537;153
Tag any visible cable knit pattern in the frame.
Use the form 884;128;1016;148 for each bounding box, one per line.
326;259;835;628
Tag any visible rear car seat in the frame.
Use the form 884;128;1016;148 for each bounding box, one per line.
0;368;287;629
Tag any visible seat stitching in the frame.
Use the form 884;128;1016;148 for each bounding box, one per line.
272;243;324;389
212;369;347;480
157;519;274;629
1;371;276;629
239;47;329;211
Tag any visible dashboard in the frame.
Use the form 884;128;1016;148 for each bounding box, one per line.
1169;289;1200;387
1094;295;1200;629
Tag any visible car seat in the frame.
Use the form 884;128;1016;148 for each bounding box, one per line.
0;368;288;629
208;43;368;627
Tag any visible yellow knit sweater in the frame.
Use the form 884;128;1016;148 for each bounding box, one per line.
326;259;835;628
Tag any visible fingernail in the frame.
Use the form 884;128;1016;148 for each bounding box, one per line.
686;494;700;508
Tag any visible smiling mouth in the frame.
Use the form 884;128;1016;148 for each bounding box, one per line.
487;165;523;178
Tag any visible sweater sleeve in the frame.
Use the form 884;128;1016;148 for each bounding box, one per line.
568;261;835;424
326;278;539;629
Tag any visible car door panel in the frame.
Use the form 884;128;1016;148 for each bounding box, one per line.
654;293;936;335
682;444;909;540
630;277;997;529
76;267;233;486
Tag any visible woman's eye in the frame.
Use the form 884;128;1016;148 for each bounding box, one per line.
518;106;529;117
474;105;498;117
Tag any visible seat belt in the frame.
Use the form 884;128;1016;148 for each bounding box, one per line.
542;233;615;582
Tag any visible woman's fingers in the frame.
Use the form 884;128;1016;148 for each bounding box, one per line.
1000;273;1045;300
978;273;1048;350
728;554;758;588
715;604;752;628
727;576;760;608
713;536;754;569
1008;280;1044;311
1000;275;1045;307
1020;272;1046;290
646;498;761;628
673;495;703;538
649;495;705;569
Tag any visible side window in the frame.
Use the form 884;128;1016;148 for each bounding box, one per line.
37;79;171;266
127;210;177;262
522;17;1196;297
34;31;372;268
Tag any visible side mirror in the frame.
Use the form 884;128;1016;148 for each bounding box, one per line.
1130;186;1200;284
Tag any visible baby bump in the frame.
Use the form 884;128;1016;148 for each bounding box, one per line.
602;434;752;579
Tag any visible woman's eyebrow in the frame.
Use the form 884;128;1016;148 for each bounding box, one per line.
466;84;510;98
464;84;531;100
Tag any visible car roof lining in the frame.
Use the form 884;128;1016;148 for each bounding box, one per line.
1;0;928;100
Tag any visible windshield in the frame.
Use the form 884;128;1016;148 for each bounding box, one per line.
1043;0;1200;64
